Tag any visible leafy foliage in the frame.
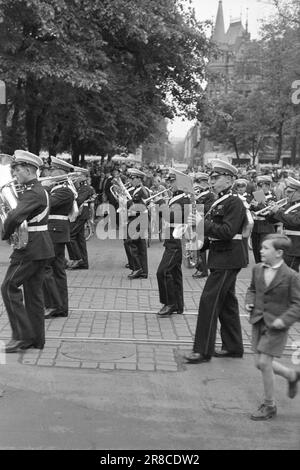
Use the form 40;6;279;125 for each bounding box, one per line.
0;0;211;161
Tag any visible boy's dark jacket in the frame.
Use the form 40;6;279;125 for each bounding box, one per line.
245;262;300;328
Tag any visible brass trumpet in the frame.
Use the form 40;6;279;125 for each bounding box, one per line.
254;198;288;216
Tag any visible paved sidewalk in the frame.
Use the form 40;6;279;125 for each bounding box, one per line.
0;239;299;372
0;240;299;450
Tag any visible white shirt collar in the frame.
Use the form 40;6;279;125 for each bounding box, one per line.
262;260;284;269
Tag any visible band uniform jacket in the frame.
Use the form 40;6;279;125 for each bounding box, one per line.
163;191;191;243
245;262;300;328
127;186;149;238
47;185;74;244
267;201;300;257
2;179;54;261
250;191;277;234
203;187;248;270
76;183;95;222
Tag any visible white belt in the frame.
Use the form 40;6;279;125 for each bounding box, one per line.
284;230;300;236
209;234;243;241
48;215;69;220
28;225;48;232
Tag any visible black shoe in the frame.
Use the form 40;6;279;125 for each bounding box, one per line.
192;271;208;279
69;260;87;270
288;371;300;399
214;349;243;358
184;352;211;364
45;308;68;319
140;273;148;279
157;305;167;314
157;304;177;317
5;340;23;353
250;403;277;421
5;339;43;353
128;269;143;279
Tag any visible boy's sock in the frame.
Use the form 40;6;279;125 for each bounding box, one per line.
264;399;276;407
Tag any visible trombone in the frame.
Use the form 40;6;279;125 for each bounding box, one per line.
38;171;84;187
143;188;170;205
254;198;288;216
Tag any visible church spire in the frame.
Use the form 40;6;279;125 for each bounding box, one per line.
213;1;226;44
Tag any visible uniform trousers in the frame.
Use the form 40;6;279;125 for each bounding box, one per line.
1;258;47;345
67;219;89;267
193;268;244;357
43;242;68;313
156;239;183;311
128;238;148;274
124;238;134;269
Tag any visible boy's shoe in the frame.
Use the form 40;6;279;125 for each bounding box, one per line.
288;371;300;399
250;403;277;421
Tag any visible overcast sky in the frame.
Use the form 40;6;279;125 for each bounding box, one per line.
169;0;277;141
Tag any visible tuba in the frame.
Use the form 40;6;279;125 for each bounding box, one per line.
0;154;28;249
110;177;132;204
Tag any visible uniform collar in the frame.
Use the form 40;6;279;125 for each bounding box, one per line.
172;190;184;196
23;178;37;187
218;186;232;197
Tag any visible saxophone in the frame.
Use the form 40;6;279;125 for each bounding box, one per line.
0;154;28;249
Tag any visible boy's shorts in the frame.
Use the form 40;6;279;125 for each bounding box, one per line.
252;319;289;358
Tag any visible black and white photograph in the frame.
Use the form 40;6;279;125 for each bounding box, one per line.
0;0;299;453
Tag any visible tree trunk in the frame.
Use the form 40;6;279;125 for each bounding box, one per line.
232;138;240;161
276;122;283;164
71;138;80;165
35;111;45;155
291;136;297;166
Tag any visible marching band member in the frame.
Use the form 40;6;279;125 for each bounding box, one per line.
123;177;135;270
232;178;252;203
250;175;277;263
66;172;95;270
185;160;248;364
266;176;300;271
156;171;190;317
192;172;215;279
42;157;76;318
126;168;149;279
1;151;54;352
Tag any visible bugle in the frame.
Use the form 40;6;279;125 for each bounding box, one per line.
254;198;288;216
